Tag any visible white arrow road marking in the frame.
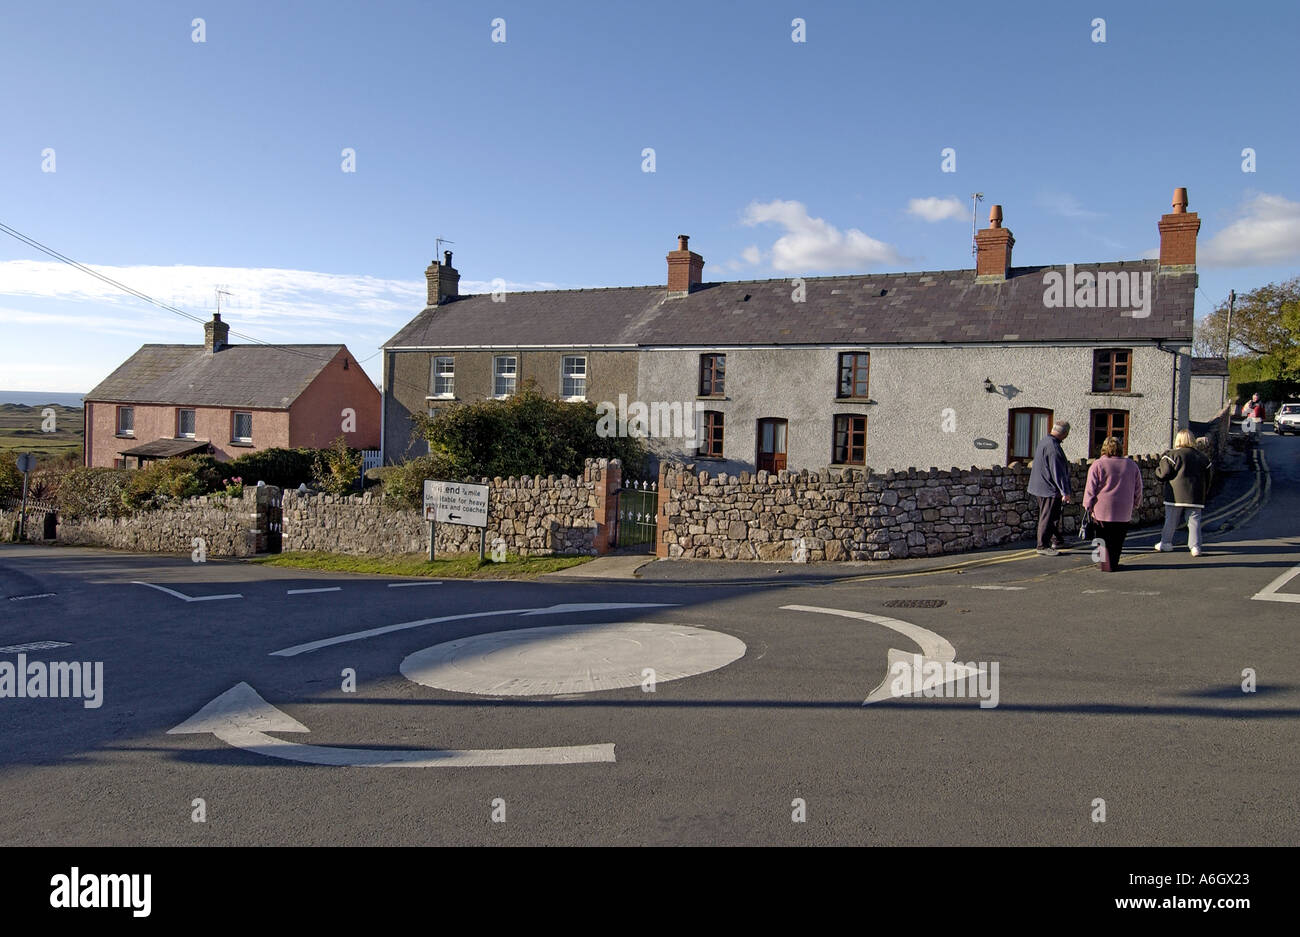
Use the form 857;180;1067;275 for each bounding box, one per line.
168;682;616;768
0;641;70;653
1252;562;1300;604
781;604;984;706
269;603;677;657
133;581;242;602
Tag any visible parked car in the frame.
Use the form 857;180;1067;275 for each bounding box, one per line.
1275;402;1300;435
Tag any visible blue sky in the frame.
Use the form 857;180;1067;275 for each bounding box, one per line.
2;0;1297;392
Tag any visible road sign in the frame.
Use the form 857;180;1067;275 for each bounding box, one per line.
16;452;36;473
423;480;489;528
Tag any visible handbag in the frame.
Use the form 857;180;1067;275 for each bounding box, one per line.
1079;509;1095;541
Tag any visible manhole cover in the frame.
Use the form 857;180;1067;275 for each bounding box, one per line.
881;598;947;608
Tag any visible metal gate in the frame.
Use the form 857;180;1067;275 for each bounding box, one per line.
614;478;658;550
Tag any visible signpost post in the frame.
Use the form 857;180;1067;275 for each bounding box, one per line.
423;480;490;562
16;452;35;541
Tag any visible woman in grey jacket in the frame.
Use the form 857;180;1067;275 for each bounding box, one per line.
1154;428;1212;556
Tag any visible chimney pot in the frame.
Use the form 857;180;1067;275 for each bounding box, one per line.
989;205;1003;228
678;235;690;251
1158;186;1200;270
444;250;453;265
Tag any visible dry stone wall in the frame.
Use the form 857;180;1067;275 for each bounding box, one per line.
280;460;620;557
56;489;268;556
655;456;1168;562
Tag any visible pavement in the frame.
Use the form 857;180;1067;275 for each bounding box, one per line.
0;431;1296;846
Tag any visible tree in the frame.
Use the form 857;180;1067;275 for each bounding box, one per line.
1194;277;1300;380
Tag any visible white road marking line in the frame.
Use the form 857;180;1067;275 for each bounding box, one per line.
168;682;616;768
781;604;984;705
269;602;677;657
287;587;342;595
971;585;1026;591
1252;562;1300;604
0;641;71;653
7;592;56;601
132;581;242;602
388;581;442;588
1082;589;1160;596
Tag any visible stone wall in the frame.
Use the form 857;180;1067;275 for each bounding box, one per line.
280;459;621;557
654;456;1168;562
55;488;271;556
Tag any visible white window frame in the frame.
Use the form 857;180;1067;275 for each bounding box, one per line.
431;356;455;399
177;408;196;439
117;406;134;436
494;355;518;398
232;411;253;443
561;355;587;401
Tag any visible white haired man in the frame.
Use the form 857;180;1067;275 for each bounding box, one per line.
1027;421;1073;556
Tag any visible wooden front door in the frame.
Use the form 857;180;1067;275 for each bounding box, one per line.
757;418;788;473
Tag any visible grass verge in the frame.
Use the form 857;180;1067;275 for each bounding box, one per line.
248;550;593;580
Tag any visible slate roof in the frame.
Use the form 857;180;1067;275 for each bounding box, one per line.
85;344;345;408
385;261;1195;350
119;438;213;459
1191;356;1229;375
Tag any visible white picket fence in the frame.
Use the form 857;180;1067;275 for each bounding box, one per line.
360;449;382;471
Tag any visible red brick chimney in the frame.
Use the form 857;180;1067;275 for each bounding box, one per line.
974;205;1014;280
667;234;704;298
1158;187;1200;272
425;250;460;306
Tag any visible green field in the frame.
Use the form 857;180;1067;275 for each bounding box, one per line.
0;404;83;462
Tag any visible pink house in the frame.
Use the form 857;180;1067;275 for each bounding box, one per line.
84;313;381;467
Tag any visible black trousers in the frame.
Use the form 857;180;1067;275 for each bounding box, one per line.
1036;495;1063;549
1093;519;1130;570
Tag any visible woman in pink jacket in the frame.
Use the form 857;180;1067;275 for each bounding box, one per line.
1082;436;1144;572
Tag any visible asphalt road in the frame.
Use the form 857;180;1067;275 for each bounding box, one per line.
1;432;1297;846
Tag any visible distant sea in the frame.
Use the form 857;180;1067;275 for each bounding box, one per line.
0;391;85;407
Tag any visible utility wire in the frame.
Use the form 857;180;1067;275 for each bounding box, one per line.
0;220;407;388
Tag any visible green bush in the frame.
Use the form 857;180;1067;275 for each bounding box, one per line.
411;384;646;480
227;447;318;489
380;454;456;509
122;457;220;510
56;467;133;519
312;436;363;495
0;452;21;501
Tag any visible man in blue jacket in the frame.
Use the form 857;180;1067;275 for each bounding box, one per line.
1027;420;1073;555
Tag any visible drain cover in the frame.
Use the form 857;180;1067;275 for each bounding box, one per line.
881;598;947;608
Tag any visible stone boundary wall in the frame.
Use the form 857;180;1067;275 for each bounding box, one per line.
654;455;1169;562
280;459;622;557
55;487;273;556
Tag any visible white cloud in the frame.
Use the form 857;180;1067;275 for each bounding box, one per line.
1036;192;1103;220
1200;193;1300;268
740;199;901;272
740;245;761;265
907;196;966;222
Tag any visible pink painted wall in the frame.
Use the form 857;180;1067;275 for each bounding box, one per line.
86;402;290;467
288;348;381;450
